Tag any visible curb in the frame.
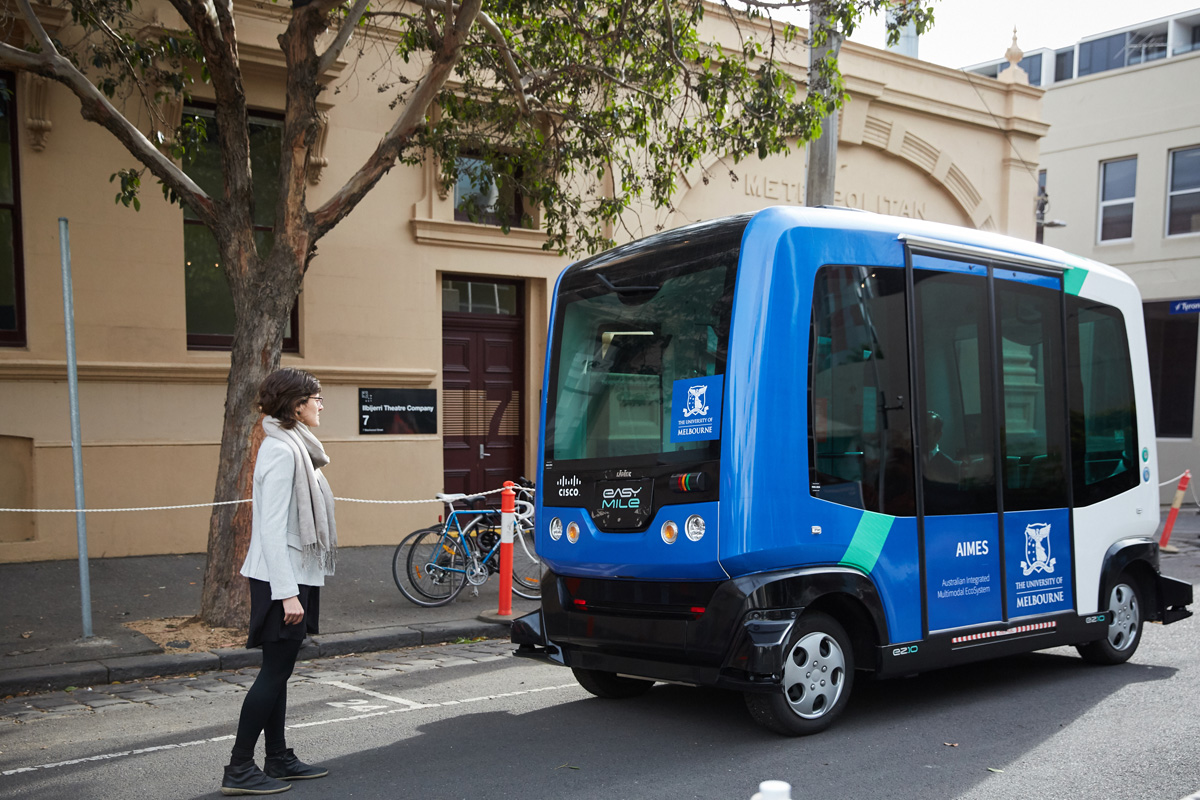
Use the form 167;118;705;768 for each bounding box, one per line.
0;618;512;697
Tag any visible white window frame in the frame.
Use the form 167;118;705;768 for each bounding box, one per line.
1166;145;1200;239
1098;157;1136;244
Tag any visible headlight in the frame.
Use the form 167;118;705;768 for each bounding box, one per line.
685;515;705;542
566;521;580;544
661;520;678;544
549;517;563;541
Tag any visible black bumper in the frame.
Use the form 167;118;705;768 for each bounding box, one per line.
1157;574;1193;624
511;567;889;692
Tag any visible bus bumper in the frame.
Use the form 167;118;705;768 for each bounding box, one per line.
1157;574;1193;624
510;567;887;692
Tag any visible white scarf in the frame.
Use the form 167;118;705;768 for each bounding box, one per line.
262;416;337;575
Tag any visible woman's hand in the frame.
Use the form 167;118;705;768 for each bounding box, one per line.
282;596;304;625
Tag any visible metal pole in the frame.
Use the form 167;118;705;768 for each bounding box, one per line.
59;217;93;639
805;1;843;208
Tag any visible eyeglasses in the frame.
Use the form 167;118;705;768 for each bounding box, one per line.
308;395;324;404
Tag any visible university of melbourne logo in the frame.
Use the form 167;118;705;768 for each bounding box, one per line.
683;384;709;418
671;375;722;443
1020;523;1056;576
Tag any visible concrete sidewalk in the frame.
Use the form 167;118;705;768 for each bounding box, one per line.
4;508;1200;698
0;545;538;696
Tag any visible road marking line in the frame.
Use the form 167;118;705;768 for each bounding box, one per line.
320;680;436;709
0;683;580;777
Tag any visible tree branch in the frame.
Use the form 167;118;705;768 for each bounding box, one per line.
16;0;58;55
311;0;484;239
0;42;216;226
317;0;370;77
406;0;530;115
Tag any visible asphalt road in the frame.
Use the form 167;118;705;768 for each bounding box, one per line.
3;610;1200;800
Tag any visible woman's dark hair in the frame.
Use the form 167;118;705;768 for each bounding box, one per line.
257;368;320;430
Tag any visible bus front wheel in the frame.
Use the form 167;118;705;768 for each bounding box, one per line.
744;611;855;736
572;668;655;699
1076;575;1143;665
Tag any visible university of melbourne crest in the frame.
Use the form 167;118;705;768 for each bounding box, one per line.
682;384;709;418
1020;522;1056;576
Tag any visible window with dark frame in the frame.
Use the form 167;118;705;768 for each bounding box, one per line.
453;155;526;228
183;105;298;351
0;71;26;347
1167;146;1200;237
1098;157;1136;242
1144;301;1198;439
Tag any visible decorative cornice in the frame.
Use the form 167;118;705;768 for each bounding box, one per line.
411;218;558;254
0;360;438;386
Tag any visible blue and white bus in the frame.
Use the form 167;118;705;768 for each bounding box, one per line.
512;206;1193;735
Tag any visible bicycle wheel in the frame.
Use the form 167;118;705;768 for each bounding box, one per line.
392;528;464;607
393;527;438;605
511;525;542;600
407;528;469;606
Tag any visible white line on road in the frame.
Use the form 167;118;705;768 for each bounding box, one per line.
320;680;438;709
0;683;580;777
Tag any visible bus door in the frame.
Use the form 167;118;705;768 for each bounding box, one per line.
911;253;1074;636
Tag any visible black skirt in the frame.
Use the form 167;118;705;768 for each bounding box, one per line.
246;578;320;649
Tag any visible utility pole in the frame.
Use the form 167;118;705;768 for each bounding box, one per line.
805;1;843;207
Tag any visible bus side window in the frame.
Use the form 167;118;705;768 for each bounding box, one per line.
808;266;915;516
1068;297;1139;505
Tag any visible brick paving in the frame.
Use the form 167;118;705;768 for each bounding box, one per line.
0;639;512;724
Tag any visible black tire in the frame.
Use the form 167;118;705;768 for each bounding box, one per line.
743;611;855;736
392;528;438;603
572;667;655;699
511;527;542;600
1076;575;1143;665
393;528;466;607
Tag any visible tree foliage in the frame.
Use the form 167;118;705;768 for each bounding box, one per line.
0;0;933;626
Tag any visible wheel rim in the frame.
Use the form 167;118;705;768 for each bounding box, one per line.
1107;582;1140;651
780;630;846;719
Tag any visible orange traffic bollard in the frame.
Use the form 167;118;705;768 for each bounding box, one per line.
497;481;515;616
1160;470;1191;554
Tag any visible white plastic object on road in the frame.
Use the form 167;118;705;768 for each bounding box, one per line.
751;780;792;800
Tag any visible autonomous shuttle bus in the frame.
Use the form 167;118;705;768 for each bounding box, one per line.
512;206;1192;735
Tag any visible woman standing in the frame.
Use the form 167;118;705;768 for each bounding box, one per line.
221;368;337;796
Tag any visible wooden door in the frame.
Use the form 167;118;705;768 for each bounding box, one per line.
442;280;525;498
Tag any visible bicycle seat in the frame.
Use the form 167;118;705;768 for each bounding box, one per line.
436;492;469;503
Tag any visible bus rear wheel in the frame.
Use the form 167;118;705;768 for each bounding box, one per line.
744;611;854;736
571;668;654;699
1076;575;1143;665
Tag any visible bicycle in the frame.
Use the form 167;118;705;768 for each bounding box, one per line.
392;482;541;607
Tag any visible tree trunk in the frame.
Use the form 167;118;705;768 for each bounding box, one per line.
200;249;298;628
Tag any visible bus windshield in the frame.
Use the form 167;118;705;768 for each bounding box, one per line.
546;223;743;466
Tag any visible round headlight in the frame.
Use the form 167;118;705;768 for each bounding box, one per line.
549;517;563;541
566;521;580;544
661;520;678;544
685;515;705;542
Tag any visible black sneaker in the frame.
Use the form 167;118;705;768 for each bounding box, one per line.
264;749;329;781
221;762;291;795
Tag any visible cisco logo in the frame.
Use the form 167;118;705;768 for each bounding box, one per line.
557;475;582;498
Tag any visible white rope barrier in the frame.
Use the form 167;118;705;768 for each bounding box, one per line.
0;486;515;514
1159;471;1188;487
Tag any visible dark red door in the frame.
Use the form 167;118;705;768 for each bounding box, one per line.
442;280;525;497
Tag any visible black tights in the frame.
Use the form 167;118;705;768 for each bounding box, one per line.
230;638;303;765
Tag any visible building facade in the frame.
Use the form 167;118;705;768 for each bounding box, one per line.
0;2;1045;561
970;9;1200;503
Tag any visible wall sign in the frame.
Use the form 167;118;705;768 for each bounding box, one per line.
1170;299;1200;314
359;388;437;435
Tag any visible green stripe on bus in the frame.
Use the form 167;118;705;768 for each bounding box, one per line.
839;511;894;573
1064;267;1088;296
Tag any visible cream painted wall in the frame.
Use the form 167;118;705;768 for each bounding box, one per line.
1038;51;1200;504
0;5;1045;561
